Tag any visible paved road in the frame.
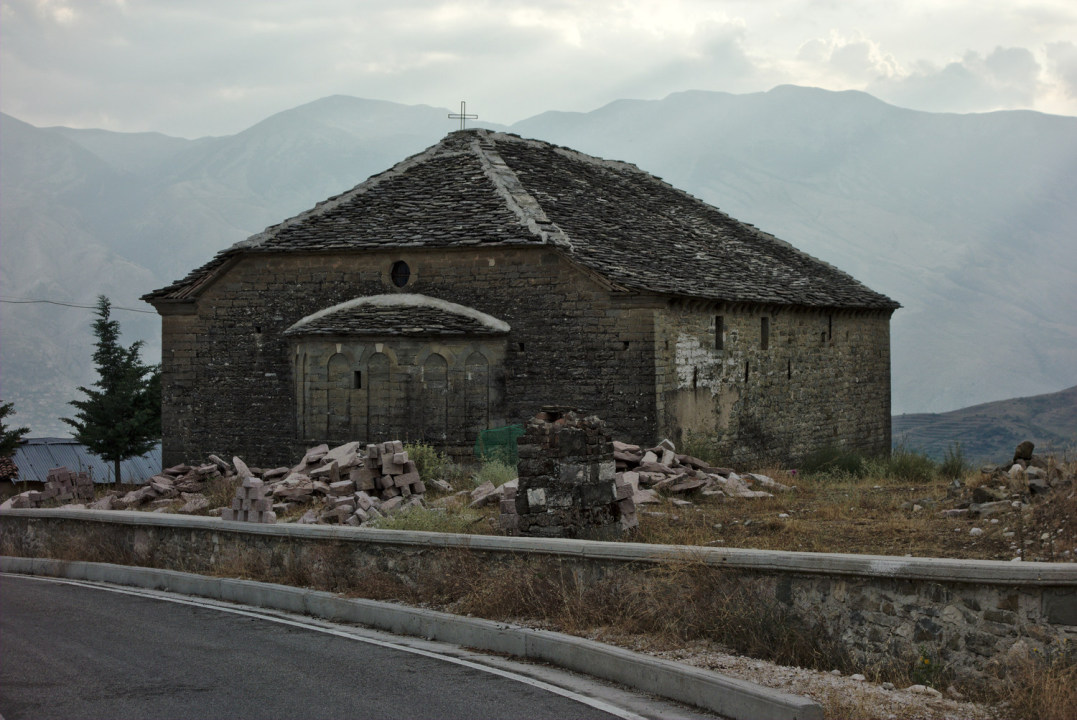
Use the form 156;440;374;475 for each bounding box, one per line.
0;574;651;720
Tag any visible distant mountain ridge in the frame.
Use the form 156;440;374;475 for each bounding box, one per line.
893;385;1077;463
2;87;1075;437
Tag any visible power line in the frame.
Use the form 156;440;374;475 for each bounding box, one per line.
0;297;157;314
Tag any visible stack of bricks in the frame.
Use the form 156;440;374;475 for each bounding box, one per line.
502;409;636;538
221;469;276;523
354;441;425;501
45;467;95;504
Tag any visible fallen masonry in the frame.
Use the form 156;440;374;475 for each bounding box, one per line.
611;439;791;506
1;467;95;508
1;424;798;529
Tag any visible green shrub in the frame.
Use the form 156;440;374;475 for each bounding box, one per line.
799;446;866;477
473;458;517;488
881;444;938;483
939;442;967;479
404;442;449;483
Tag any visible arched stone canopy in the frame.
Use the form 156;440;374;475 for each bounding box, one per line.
287;294;509;448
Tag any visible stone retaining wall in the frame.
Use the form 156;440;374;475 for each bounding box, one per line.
2;508;1074;680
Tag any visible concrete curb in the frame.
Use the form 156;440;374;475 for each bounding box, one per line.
4;507;1075;586
2;555;822;720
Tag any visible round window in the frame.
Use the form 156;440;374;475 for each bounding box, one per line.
390;260;410;288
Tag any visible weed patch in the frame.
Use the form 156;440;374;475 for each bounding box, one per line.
472;458;517;488
367;505;483;534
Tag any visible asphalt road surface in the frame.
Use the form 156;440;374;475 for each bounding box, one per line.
1;574;701;720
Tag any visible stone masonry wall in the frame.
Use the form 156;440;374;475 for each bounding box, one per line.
654;302;892;464
158;247;659;467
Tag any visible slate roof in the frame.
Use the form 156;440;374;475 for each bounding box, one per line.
145;129;898;310
284;294;510;337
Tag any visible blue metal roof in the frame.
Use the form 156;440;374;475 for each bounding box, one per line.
11;438;160;484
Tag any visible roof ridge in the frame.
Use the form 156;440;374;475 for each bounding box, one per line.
471;131;574;252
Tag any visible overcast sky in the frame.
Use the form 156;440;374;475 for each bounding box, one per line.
3;0;1076;138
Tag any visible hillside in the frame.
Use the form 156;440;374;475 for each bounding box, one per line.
893;385;1077;462
2;87;1076;434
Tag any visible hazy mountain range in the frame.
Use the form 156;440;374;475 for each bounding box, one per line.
893;384;1077;462
2;86;1075;439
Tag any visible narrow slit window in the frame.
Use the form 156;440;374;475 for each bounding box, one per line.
760;316;770;350
353;371;362;389
828;314;833;341
787;359;792;380
744;361;750;383
517;342;525;352
715;315;724;350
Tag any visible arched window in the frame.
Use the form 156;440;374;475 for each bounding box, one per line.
421;353;448;441
326;353;351;441
367;352;391;441
464;351;490;440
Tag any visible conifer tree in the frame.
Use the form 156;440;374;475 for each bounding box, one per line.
0;401;30;457
62;296;161;485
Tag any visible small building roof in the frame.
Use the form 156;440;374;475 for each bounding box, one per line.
145;129;898;311
10;438;161;484
285;294;511;337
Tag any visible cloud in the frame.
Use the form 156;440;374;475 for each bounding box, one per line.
2;0;1076;136
1047;41;1077;98
795;32;902;84
869;47;1042;113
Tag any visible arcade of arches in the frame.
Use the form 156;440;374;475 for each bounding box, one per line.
291;337;508;449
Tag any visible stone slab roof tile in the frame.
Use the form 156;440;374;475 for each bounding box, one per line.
144;129;898;311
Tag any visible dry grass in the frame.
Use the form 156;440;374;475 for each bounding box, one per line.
616;463;1075;561
988;641;1077;720
196;474;242;514
367;505;484;533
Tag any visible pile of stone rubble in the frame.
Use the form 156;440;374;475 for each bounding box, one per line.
928;440;1074;521
177;440;430;525
612;439;791;508
1;467;95;509
80;458;224;513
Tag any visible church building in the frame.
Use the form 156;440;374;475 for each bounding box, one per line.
144;129;899;467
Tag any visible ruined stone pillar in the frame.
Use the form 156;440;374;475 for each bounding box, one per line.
506;408;634;538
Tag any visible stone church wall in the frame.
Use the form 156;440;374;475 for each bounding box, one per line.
654;302;893;464
158;247;659;467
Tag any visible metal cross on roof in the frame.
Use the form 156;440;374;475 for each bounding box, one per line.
448;100;478;130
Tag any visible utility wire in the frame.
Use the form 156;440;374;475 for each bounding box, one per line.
0;297;156;314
